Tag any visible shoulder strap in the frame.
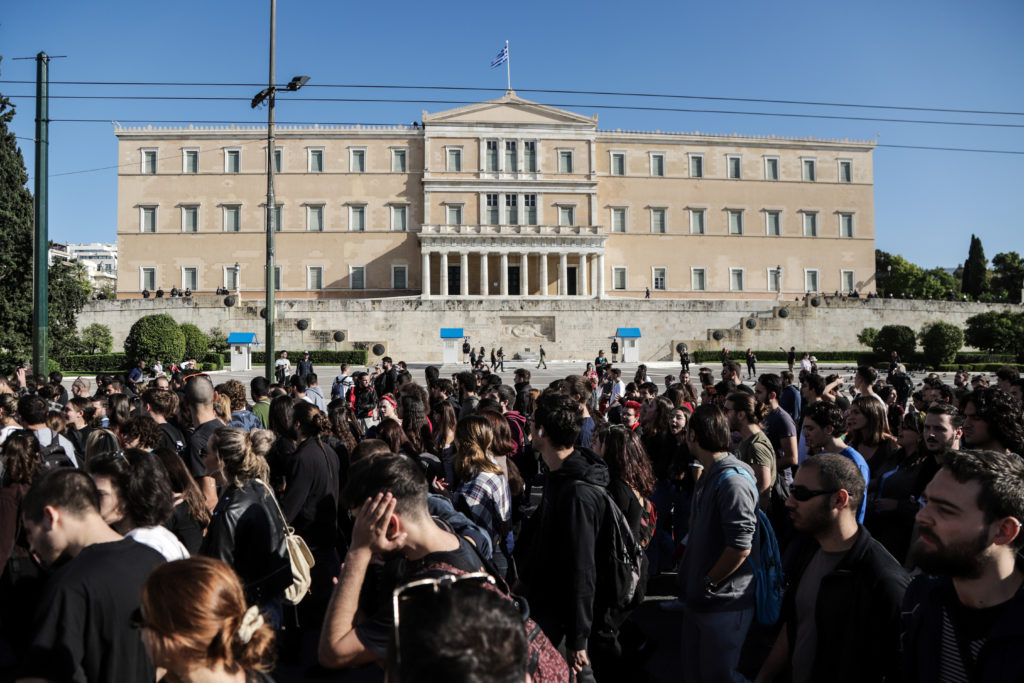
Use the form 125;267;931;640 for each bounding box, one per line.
256;479;290;529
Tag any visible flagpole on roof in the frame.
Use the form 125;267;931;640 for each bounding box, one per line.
506;40;511;91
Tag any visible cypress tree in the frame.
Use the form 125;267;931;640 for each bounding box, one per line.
961;234;989;300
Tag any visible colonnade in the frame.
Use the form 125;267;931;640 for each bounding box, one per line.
420;250;604;298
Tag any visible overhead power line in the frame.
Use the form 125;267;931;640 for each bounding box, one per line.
2;79;1023;117
6;94;1024;129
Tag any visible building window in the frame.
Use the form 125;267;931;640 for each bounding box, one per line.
558;206;575;226
264;265;282;290
727;155;742;179
805;269;820;292
350;148;366;173
558;150;573;174
689;154;704;178
269;148;282;173
392;148;407;173
802;158;816;181
183;149;199;174
307;205;324;232
141;206;157;233
447;147;462;172
839;159;852;183
485;194;499;224
142;149;157;174
730;268;745;291
688;208;706;235
223;206;241;232
803;212;818;237
392;265;408;290
764;157;779;181
611;208;627;233
651;208;666;234
486;140;499;172
223;265;239;291
446;205;463;226
650;153;665;177
728;210;743;235
652;267;667;290
182;206;199;233
266;205;282;232
505;141;517;171
841;270;855;293
610;152;625;176
691;268;706;291
766;211;781;236
307;266;324;290
612;267;627;291
505;194;518;224
524;194;537;224
349;205;365;232
350;266;366;290
140;267;156;291
768;267;782;292
224;149;240;173
182;267;198;291
840;213;854;238
391;205;408;232
524;141;537;172
308;148;324;173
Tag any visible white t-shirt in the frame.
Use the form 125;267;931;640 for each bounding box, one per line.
610;380;627;406
126;526;189;561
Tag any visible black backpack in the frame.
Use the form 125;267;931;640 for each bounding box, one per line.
38;432;74;470
578;482;647;612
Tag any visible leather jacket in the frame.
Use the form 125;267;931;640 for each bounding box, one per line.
200;480;291;603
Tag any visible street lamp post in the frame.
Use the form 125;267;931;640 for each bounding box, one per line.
252;0;308;383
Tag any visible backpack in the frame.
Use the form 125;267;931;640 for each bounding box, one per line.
579;482;647;612
415;560;570;683
37;430;74;470
712;466;785;626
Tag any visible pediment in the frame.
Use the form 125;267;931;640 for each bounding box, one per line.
423;91;597;128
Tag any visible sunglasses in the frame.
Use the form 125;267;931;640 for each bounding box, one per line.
183;372;210;384
789;485;839;502
391;572;494;665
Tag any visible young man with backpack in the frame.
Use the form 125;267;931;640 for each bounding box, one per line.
680;404;760;682
18;395;77;468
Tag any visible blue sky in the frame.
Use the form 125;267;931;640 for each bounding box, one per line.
3;0;1022;269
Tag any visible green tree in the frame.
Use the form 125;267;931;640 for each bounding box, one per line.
964;311;1024;356
857;327;879;349
207;327;229;354
961;234;989;300
48;258;92;362
873;324;917;357
0;74;35;354
991;252;1024;303
124;314;185;366
180;323;209;361
79;323;113;354
919;321;964;368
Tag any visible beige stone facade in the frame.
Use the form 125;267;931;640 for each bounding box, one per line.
115;92;875;300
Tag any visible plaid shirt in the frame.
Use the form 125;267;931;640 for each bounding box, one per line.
455;470;511;540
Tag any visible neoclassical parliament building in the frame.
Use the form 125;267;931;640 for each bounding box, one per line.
115;92;876;301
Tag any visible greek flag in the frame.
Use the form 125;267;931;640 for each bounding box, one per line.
491;46;508;68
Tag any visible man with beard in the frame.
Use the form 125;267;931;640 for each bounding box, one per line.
755;455;908;683
901;450;1024;682
917;402;964;492
961;387;1024;456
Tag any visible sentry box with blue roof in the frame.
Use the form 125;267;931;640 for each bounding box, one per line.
440;328;465;364
226;332;258;372
615;327;642;363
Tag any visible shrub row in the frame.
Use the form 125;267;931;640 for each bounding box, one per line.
692;350;864;364
62;353;129;373
252;350;368;365
938;363;1021;373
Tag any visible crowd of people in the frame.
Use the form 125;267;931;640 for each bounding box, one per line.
0;350;1023;682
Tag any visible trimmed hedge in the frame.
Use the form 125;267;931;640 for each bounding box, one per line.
954;352;1016;364
63;353;129;373
939;363;1021;373
202;353;224;370
252;350;368;365
693;350;864;364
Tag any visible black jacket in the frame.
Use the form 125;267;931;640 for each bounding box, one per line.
901;574;1024;683
297;359;314;378
280;437;340;549
782;527;909;682
519;447;611;651
200;480;291;603
513;382;533;414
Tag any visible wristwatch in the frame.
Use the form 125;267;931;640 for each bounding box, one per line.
704;575;720;593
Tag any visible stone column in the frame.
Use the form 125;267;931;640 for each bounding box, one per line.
520;252;529;296
596;253;605;298
480;252;489;296
579;254;589;297
539;253;549;296
500;252;509;297
439;252;449;297
421;250;431;299
460;252;469;297
558;252;568;296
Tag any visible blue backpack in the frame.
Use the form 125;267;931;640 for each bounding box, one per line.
712;466;785;626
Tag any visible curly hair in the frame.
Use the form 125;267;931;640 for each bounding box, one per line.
85;448;175;528
217;380;249;413
963;387;1024;455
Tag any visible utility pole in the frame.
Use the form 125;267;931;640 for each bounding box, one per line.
33;52;50;376
265;0;277;384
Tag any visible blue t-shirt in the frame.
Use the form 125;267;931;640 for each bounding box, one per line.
838;446;871;524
